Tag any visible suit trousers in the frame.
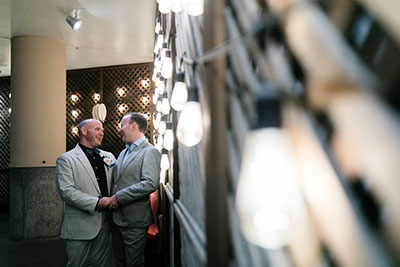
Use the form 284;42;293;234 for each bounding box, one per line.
66;211;113;267
111;222;149;267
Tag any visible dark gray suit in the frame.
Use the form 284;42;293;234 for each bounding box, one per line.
56;144;116;266
111;139;160;266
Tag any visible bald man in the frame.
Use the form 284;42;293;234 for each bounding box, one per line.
56;119;116;267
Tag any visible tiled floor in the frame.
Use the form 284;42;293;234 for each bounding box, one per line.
0;213;165;267
0;213;67;267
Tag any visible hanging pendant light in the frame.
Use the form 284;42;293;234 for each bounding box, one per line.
235;91;297;249
171;72;188;111
161;92;171;115
160;149;170;170
176;86;203;147
164;121;174;151
161;51;173;79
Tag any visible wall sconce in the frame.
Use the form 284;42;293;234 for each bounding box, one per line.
71;109;80;118
8;108;11;114
117;87;126;97
72;126;79;136
235;92;296;249
171;72;188;111
93;93;101;103
9;93;11;98
142;96;149;104
71;94;79;103
176;86;203;147
66;9;82;30
141;79;149;88
118;103;128;113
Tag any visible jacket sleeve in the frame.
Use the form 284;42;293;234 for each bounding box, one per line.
56;155;99;214
116;147;161;206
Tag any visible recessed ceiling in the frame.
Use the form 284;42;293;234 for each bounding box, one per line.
0;0;156;77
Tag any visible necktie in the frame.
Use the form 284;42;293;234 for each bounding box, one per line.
86;148;100;156
122;144;137;165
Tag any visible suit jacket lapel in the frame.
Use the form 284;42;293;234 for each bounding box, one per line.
115;148;126;182
75;144;101;195
117;140;148;180
104;155;113;195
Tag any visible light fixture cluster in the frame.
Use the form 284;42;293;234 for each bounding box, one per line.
69;93;81;135
152;8;205;182
157;0;204;16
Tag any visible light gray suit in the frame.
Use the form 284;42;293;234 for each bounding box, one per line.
56;144;116;266
111;139;160;266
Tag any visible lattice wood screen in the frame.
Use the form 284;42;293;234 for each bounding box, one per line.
66;63;154;158
0;77;10;210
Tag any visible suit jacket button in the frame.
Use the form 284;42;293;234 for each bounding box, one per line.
98;209;102;213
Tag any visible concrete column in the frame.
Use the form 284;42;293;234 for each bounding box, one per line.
9;36;66;239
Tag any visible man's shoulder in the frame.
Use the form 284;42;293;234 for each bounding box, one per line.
57;146;80;159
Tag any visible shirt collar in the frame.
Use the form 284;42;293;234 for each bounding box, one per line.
79;143;100;155
125;136;145;153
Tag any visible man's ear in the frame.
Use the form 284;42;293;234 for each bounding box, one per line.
131;122;137;132
81;127;87;136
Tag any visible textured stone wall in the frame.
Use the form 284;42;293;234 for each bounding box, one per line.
9;167;63;239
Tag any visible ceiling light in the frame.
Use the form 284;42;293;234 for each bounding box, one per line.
66;10;82;30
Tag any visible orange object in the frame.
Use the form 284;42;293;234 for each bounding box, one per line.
147;189;159;239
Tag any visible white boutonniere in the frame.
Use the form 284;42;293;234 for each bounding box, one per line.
99;152;114;169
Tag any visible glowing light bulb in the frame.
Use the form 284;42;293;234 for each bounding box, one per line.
161;93;170;115
164;122;174;151
186;0;203;16
93;93;101;102
161;51;173;79
117;88;125;97
156;96;162;112
155;31;164;52
236;128;295;249
152;92;158;105
72;126;79;135
158;119;167;134
171;0;183;13
72;110;79;118
155;76;165;92
154;112;161;130
155;18;161;34
176;87;203;147
71;94;78;102
158;0;171;14
161;150;170;170
171;72;188;111
155;134;163;152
